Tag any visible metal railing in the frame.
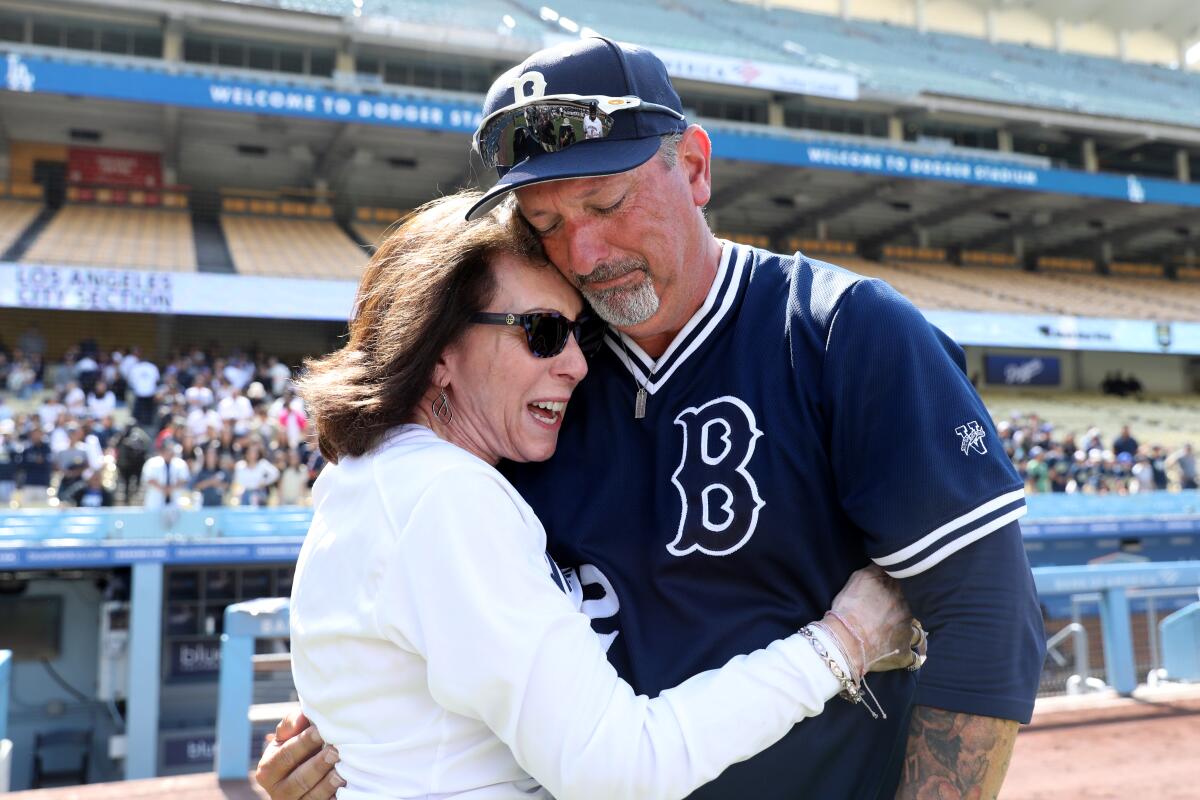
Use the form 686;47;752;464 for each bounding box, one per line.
0;649;11;792
215;599;291;780
1032;561;1200;695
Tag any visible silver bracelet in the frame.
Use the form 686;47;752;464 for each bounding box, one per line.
799;625;865;707
800;625;886;721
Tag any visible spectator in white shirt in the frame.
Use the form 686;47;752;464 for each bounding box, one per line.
218;386;254;436
233;444;279;506
141;439;191;510
87;381;117;419
267;356;292;397
128;357;161;426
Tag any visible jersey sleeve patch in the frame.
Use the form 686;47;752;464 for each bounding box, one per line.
872;488;1027;578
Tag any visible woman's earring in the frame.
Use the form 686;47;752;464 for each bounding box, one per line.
432;390;453;424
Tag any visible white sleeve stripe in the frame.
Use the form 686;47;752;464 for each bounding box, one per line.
882;506;1027;580
872;488;1026;567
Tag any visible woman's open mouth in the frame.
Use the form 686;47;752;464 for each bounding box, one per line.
528;400;567;427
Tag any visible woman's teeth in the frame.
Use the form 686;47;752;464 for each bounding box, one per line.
530;400;565;424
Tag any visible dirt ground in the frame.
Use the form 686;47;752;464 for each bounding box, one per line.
13;687;1200;799
1004;686;1200;799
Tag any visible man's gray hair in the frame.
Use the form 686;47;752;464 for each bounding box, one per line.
658;132;684;169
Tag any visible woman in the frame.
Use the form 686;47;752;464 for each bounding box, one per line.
288;191;922;800
190;444;229;507
275;448;309;506
233;443;280;506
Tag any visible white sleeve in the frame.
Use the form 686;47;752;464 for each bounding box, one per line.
376;468;847;800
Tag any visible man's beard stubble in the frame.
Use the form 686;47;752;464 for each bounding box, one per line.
576;257;660;328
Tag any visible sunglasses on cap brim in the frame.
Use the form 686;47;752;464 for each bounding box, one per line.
473;93;685;170
470;311;605;359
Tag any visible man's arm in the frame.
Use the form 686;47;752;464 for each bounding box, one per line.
896;707;1017;800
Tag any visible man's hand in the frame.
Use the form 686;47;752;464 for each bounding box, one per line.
895;706;1017;800
253;710;344;799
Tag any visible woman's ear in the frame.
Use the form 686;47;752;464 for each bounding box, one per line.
432;352;452;391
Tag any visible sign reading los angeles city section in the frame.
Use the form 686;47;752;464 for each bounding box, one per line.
11;264;174;312
0;262;355;320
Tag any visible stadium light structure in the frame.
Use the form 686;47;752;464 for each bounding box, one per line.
559;16;579;33
540;6;559;22
1187;40;1200;66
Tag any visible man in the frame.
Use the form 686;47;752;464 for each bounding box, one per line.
1112;424;1138;457
15;425;52;508
127;354;161;426
583;100;604;139
141;438;190;527
259;38;1043;799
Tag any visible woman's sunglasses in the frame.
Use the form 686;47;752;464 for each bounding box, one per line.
470;311;604;359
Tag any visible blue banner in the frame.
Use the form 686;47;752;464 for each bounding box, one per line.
709;131;1200;207
2;51;482;132
7;49;1200;207
985;354;1061;385
0;539;304;569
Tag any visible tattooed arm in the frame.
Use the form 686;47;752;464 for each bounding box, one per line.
895;706;1017;800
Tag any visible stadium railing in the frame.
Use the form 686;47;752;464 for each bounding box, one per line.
209;561;1200;781
0;649;10;792
1032;561;1200;695
215;599;290;780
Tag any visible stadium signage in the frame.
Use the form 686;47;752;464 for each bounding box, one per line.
0;262;355;321
984;354;1061;386
1;51;484;132
649;45;858;101
923;310;1200;356
0;539;306;569
10;50;1200;207
12;264;173;312
710;134;1200;207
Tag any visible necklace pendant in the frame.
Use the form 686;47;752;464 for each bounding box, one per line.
634;387;647;419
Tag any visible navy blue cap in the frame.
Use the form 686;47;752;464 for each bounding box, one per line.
466;37;686;220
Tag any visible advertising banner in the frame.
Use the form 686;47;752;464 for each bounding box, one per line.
68;146;162;187
984;354;1062;386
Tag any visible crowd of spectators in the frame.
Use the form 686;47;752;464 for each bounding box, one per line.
3;325;1198;509
0;328;323;511
1000;414;1197;495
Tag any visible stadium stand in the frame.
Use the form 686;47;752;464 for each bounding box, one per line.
236;0;1200;127
23;205;197;271
352;207;407;251
844;258;1200;322
984;391;1200;452
0;198;43;257
220;215;368;279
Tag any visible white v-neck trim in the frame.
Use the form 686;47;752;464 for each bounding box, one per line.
605;239;748;395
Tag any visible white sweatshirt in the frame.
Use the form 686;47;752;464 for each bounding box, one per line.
289;425;849;800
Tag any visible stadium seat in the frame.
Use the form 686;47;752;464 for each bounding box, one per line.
0;199;43;257
23;206;197;271
220;215;369;279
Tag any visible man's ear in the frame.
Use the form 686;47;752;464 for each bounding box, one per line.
679;125;713;209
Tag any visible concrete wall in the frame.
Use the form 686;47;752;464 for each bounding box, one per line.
964;346;1192;395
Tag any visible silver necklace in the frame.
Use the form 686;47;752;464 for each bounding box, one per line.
617;336;650;419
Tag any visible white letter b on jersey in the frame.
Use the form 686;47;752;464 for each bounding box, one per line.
668;396;765;557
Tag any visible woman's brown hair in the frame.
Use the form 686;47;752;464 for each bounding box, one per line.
297;190;542;462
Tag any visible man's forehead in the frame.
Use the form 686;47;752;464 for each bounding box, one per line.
515;169;638;214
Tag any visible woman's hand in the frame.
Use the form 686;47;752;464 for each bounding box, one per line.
826;565;924;676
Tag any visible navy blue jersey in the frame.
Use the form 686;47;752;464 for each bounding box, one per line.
505;241;1045;799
